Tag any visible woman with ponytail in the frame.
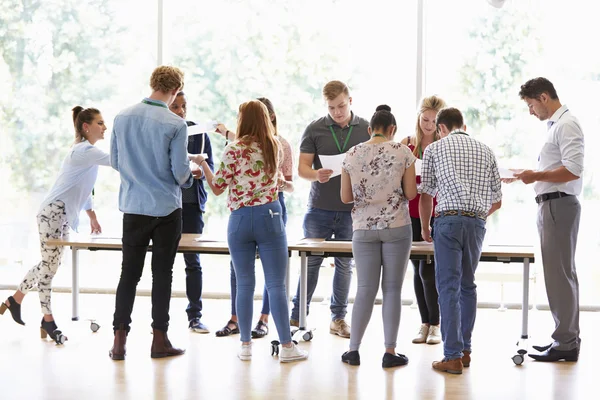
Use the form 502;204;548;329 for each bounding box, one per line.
1;106;111;344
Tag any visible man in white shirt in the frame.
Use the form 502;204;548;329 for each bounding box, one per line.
511;77;584;362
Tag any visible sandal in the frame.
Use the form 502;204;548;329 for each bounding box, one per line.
252;320;269;339
215;320;239;337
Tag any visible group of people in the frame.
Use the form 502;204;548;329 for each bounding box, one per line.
0;65;584;373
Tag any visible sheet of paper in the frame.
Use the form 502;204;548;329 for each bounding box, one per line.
319;154;346;178
414;159;422;175
498;167;523;179
187;121;218;136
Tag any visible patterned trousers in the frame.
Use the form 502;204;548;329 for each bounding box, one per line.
18;201;69;315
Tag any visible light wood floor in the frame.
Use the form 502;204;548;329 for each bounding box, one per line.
0;290;596;400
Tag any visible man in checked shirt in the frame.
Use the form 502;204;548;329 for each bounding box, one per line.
419;107;502;374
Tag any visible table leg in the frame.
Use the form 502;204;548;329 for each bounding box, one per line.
299;252;307;329
521;258;530;339
71;247;80;321
286;254;290;303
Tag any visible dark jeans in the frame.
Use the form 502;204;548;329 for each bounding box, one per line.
230;192;287;316
182;203;204;321
112;209;182;332
411;216;439;325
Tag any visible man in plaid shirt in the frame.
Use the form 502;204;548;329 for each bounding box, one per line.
419;107;502;374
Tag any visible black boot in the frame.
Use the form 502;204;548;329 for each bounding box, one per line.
40;318;68;344
0;296;25;325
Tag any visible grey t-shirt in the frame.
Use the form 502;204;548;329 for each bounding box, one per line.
299;112;370;211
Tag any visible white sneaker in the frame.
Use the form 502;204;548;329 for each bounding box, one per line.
426;325;441;344
238;343;252;361
412;323;429;344
279;343;308;363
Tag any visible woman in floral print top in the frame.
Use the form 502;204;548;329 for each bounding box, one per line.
190;100;308;363
339;105;417;369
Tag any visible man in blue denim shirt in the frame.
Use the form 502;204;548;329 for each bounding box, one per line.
419;107;502;374
292;81;369;337
109;66;193;361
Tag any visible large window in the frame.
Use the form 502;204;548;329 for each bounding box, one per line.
425;0;600;306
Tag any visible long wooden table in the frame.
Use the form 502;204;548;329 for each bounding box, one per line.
288;239;535;359
48;235;535;359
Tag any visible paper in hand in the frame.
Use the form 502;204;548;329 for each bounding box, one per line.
187;121;218;136
498;167;523;179
319;154;346;178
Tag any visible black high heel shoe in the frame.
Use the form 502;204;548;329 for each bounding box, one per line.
40;318;68;345
0;296;26;325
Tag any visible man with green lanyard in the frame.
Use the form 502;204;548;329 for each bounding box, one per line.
109;66;193;360
291;80;370;338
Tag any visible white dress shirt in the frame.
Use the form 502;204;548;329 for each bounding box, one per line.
534;104;585;196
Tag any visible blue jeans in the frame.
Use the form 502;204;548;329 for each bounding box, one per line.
291;207;353;321
433;215;486;360
228;201;291;344
229;192;287;316
182;203;204;321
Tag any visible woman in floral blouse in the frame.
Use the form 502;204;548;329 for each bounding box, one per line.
189;100;307;363
340;105;417;368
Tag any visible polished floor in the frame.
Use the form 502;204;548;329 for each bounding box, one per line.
0;291;595;400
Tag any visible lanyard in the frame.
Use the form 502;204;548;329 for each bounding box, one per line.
417;136;436;159
450;129;468;136
142;99;168;109
550;109;569;128
372;134;386;139
329;125;354;153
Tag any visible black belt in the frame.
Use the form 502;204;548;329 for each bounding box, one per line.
535;191;572;204
434;210;487;221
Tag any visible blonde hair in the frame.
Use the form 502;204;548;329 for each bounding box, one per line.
413;95;447;156
322;80;350;101
72;106;100;144
236;100;279;178
150;66;185;93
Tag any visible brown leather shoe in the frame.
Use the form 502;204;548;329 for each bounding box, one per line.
432;357;463;374
462;350;471;367
110;325;127;361
150;329;185;359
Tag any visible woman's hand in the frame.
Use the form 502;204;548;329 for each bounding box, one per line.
90;218;102;235
215;123;229;138
188;153;206;165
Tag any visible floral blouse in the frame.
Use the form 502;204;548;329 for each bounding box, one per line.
342;142;416;231
213;140;282;211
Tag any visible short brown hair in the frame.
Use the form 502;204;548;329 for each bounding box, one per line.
322;80;350;101
435;107;464;131
519;77;559;100
150;66;185;93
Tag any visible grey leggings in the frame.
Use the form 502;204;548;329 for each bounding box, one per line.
349;225;412;351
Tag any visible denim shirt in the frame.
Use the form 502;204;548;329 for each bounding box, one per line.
111;98;193;217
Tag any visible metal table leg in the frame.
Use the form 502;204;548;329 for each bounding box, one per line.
71;247;80;321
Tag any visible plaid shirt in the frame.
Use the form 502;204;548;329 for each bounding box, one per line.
421;132;502;215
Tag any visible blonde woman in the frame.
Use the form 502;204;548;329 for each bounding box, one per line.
1;106;109;344
400;95;446;345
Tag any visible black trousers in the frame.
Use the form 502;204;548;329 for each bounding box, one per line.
411;216;440;325
113;209;182;332
182;203;204;321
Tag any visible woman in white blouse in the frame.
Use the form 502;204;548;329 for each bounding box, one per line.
1;106;110;344
340;105;417;368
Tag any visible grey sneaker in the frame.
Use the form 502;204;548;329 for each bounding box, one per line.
330;319;351;338
189;318;210;334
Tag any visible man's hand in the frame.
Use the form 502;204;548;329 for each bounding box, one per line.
90;218;102;235
514;169;538;185
421;226;432;243
316;168;334;183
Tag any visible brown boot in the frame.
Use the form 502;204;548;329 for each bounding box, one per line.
110;325;127;361
462;350;471;367
151;329;185;359
432;357;463;374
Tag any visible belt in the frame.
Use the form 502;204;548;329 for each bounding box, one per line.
434;210;487;221
535;191;572;204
